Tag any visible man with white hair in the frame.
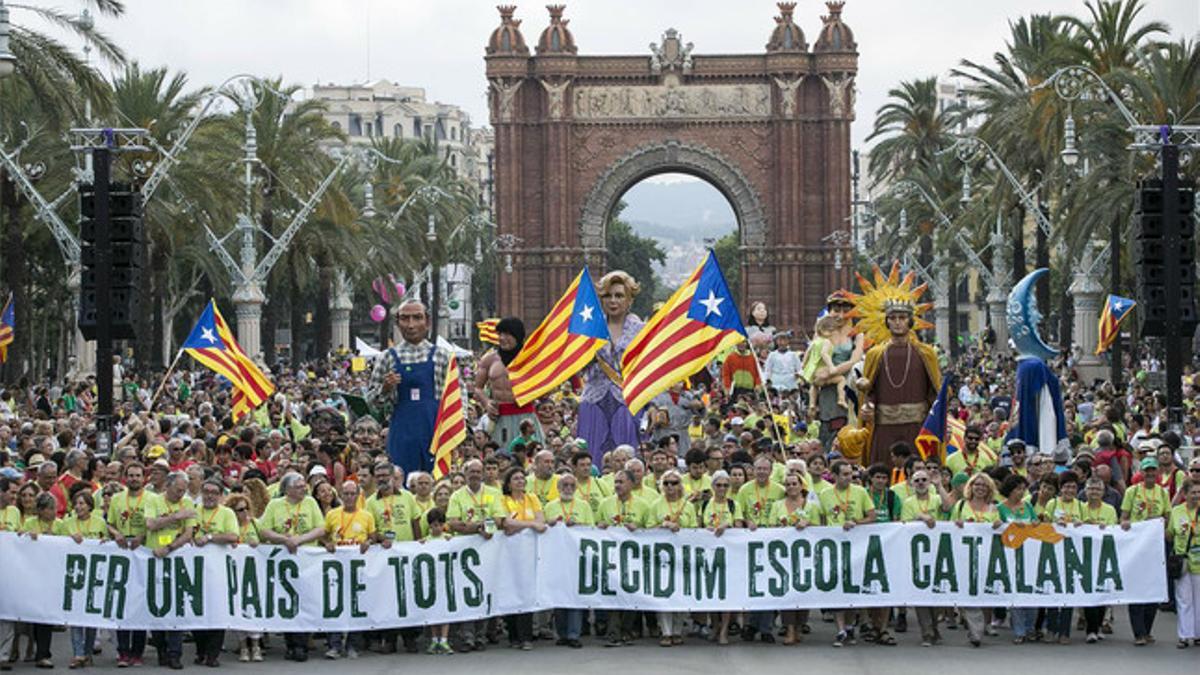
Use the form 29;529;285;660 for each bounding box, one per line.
144;472;196;669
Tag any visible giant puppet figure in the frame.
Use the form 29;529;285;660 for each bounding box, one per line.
1005;269;1070;456
852;263;941;467
473;317;544;446
578;271;644;464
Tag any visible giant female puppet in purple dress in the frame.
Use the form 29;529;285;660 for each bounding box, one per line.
578;270;644;464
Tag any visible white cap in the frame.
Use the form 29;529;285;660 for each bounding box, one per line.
731;416;745;426
308;465;328;478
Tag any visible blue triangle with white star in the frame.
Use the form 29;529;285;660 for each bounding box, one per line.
181;302;223;350
687;251;746;335
568;267;611;341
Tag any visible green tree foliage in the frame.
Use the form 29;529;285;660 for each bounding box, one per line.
605;201;665;319
711;232;741;304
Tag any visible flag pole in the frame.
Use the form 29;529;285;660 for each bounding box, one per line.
149;349;185;411
750;344;787;447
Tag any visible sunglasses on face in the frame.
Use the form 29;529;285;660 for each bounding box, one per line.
662;481;681;486
911;478;928;484
234;507;249;513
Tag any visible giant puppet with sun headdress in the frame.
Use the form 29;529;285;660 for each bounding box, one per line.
849;263;942;467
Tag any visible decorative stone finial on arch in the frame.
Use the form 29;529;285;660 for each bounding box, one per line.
578;141;768;253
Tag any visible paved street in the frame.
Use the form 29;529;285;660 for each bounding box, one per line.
15;610;1192;674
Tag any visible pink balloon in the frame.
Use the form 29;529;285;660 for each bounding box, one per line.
393;282;405;299
370;304;387;322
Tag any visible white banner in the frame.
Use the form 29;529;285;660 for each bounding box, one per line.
0;522;1166;630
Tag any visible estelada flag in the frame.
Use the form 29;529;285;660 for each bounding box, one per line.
430;355;466;479
914;373;955;461
0;294;13;364
1095;294;1135;355
508;267;611;406
621;251;746;415
477;318;500;345
181;300;274;421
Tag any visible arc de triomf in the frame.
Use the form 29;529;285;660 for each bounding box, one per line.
485;2;858;328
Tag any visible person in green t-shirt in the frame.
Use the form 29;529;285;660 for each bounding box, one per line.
192;479;238;667
54;487;107;668
1045;475;1084;525
0;475;25;532
648;471;698;530
447;459;506;537
737;456;784;528
951;473;1001;648
1168;481;1200;647
107;462;150;549
818;460;876;647
143;472;196;669
257;472;325;662
702;470;744;534
366;461;420;544
595;470;649;647
543;473;592;648
1121;458;1172;526
1078;478;1119;644
899;469;946;647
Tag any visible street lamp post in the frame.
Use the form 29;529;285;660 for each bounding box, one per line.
1039;64;1200;423
0;0;15;79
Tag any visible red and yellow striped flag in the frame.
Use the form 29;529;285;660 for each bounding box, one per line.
508;267;611;406
622;251;746;415
476;318;500;345
181;300;274;421
0;294;13;364
430;355;466;479
1096;294;1135;355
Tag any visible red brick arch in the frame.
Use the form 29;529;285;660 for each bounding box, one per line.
486;3;858;331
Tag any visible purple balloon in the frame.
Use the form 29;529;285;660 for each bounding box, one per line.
370;304;387;322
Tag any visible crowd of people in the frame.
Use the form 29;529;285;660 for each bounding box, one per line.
0;294;1199;669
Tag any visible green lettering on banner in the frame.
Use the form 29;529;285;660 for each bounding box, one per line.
174;557;203;617
63;554;86;611
414;554;437;609
695;547;725;601
349;560;367;618
747;542;764;598
1063;537;1092;594
911;534;931;589
578;539;598;595
147;557;170;618
104;555;129;620
225;557;239;617
619;541;640;594
681;544;692;597
839;541;860;593
323;561;344;619
276;559;299;619
862;535;889;594
387;557;409;618
461;548;483;608
931;534;957;593
240;558;263;619
984;535;1011;595
963;536;982;596
641;543;652;595
600;539;616;596
1013;543;1034;593
437;552;457;613
1096;535;1122;591
85;555;105;614
652;543;675;598
791;539;812;592
767;540;788;597
814;539;837;592
1035;543;1062;594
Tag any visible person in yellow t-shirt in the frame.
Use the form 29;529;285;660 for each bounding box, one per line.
544;474;595;527
54;488;108;668
447;459;506;538
107;462;150;550
1121;458;1172;526
527;450;560;505
322;481;375;659
143;472;196;669
682;450;714;503
410;471;436;515
1077;478;1119;644
900;469;947;647
648;470;695;646
767;472;821;646
543;473;592;648
951;473;1001;648
943;426;997;476
595;470;650;647
625;458;658;502
1045;475;1085;525
702;471;743;534
737;456;784;528
366;462;419;544
0;474;23;532
818;460;876;647
500;467;545;651
572;451;611;517
192;480;238;667
1167;481;1200;647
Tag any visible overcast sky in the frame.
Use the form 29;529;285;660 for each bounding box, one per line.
30;0;1200;148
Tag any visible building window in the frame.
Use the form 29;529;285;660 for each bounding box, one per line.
349;114;363;136
331;121;342;131
393;123;402;139
365;122;373;137
413;117;422;138
450;154;457;167
451;126;458;141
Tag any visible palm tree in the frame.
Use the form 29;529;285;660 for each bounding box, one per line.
0;1;127;381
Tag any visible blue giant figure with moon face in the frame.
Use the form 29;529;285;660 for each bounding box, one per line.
1005;269;1070;456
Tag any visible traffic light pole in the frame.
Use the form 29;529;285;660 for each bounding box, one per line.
93;147;113;455
1161;142;1184;428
